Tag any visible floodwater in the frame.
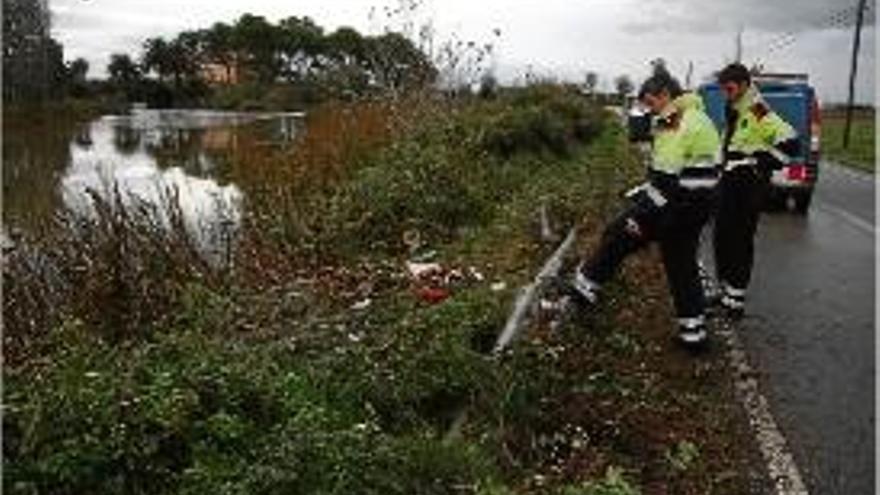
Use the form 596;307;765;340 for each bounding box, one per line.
3;109;303;257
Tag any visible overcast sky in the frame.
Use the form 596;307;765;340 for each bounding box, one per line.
51;0;876;104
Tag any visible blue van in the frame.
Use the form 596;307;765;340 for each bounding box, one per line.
699;74;821;214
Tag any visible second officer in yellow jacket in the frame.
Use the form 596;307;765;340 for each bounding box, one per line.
713;63;799;317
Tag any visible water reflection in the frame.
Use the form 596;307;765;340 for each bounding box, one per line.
4;109;304;262
2;116;72;227
73;125;94;149
112;126;141;156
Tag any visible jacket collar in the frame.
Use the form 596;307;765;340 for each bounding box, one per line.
734;84;761;113
659;92;703;119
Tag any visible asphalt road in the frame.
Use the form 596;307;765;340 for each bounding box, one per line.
737;162;875;494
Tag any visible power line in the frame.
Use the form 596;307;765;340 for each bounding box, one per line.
752;2;874;66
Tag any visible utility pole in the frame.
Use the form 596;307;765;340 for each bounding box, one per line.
843;0;867;149
685;61;694;89
735;25;744;62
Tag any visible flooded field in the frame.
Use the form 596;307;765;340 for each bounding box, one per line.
3;109;303;257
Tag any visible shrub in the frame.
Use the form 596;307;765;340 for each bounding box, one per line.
3;319;503;495
319;139;490;255
558;467;640;495
4;83;622;494
479;85;604;158
3;188;219;362
208;83;268;110
325;288;507;432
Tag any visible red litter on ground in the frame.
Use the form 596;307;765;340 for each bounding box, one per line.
415;286;450;304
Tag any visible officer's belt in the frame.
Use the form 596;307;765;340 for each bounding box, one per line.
677;165;720;190
725;151;792;171
679;177;720;189
626;165;721;207
651;166;720;190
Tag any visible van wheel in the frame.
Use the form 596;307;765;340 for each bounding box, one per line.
793;190;813;215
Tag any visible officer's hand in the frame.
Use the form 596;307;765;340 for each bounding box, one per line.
753;150;783;171
624;217;643;238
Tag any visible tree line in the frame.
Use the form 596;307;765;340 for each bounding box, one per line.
3;3;438;108
3;0;93;103
4;0;635;109
108;14;439;107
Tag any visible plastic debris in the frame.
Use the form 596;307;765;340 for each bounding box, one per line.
491;282;507;292
405;258;494;305
415;286;450;304
444;268;465;285
351;298;371;310
411;249;437;262
402;229;422;252
406;261;443;279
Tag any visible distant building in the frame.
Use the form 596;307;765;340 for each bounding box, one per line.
199;56;241;85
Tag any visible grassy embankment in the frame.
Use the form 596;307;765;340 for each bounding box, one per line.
3;97;128;123
821;108;876;173
4;85;763;494
207;82;324;111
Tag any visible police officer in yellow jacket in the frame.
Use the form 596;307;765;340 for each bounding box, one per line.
713;63;798;317
567;70;721;348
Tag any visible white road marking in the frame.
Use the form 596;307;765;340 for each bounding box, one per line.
823;161;876;183
716;320;811;495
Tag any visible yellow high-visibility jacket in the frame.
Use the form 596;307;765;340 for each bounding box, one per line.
725;85;798;168
629;93;721;207
651;92;721;175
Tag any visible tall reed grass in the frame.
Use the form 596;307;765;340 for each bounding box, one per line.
4;85;607;364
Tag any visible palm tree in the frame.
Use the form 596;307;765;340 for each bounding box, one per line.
107;53;142;99
142;37;171;82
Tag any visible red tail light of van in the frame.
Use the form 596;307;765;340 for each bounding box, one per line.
787;164;808;181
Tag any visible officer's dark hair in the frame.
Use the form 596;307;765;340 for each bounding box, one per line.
717;63;751;85
637;71;683;100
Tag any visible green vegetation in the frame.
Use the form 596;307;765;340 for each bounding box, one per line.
4;85;761;493
4;1;439;110
104;14;438;109
666;440;701;472
821;109;876;173
5;319;499;494
560;467;640;495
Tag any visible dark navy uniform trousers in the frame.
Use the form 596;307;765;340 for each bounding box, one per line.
579;185;716;319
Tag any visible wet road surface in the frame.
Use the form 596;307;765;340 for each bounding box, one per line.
739;162;875;494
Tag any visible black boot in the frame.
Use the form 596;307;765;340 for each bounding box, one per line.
567;270;599;312
708;282;745;320
719;285;746;320
546;270;599;327
676;316;708;351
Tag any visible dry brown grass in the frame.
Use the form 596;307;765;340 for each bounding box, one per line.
3;187;218;365
232;98;427;193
